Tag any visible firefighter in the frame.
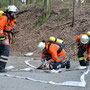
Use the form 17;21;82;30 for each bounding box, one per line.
37;40;70;70
0;5;18;72
76;33;90;66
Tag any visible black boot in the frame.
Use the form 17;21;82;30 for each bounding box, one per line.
86;60;89;66
0;68;7;73
66;60;70;69
0;62;7;73
79;60;86;66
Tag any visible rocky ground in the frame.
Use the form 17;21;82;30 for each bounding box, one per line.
10;1;90;61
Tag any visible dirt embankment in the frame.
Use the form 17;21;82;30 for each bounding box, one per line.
10;1;90;61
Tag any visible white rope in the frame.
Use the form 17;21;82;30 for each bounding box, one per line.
25;59;36;69
0;68;90;87
0;59;90;87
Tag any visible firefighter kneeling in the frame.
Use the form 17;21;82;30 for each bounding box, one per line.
37;39;70;70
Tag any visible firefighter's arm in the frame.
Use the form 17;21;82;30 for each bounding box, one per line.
49;44;58;63
0;16;7;40
41;51;46;62
76;34;83;42
11;18;16;33
76;34;83;47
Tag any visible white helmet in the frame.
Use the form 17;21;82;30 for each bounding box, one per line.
38;42;46;51
8;5;17;12
80;34;89;44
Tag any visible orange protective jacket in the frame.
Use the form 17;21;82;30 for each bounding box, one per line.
41;42;66;63
76;34;90;60
0;15;16;46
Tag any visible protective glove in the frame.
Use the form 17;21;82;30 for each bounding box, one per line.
77;42;81;48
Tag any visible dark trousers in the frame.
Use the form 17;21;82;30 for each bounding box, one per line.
0;44;10;69
52;60;70;69
77;46;86;66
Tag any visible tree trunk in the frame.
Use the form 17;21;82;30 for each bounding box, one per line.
36;0;42;3
14;0;18;7
29;0;36;4
26;0;29;5
9;0;14;5
86;0;90;3
71;0;75;27
44;0;52;15
30;0;32;4
32;0;36;3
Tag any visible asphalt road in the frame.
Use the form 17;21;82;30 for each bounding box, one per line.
0;56;90;90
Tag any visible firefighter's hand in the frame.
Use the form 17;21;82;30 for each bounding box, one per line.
45;54;52;61
76;42;81;48
77;44;81;48
46;56;52;61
